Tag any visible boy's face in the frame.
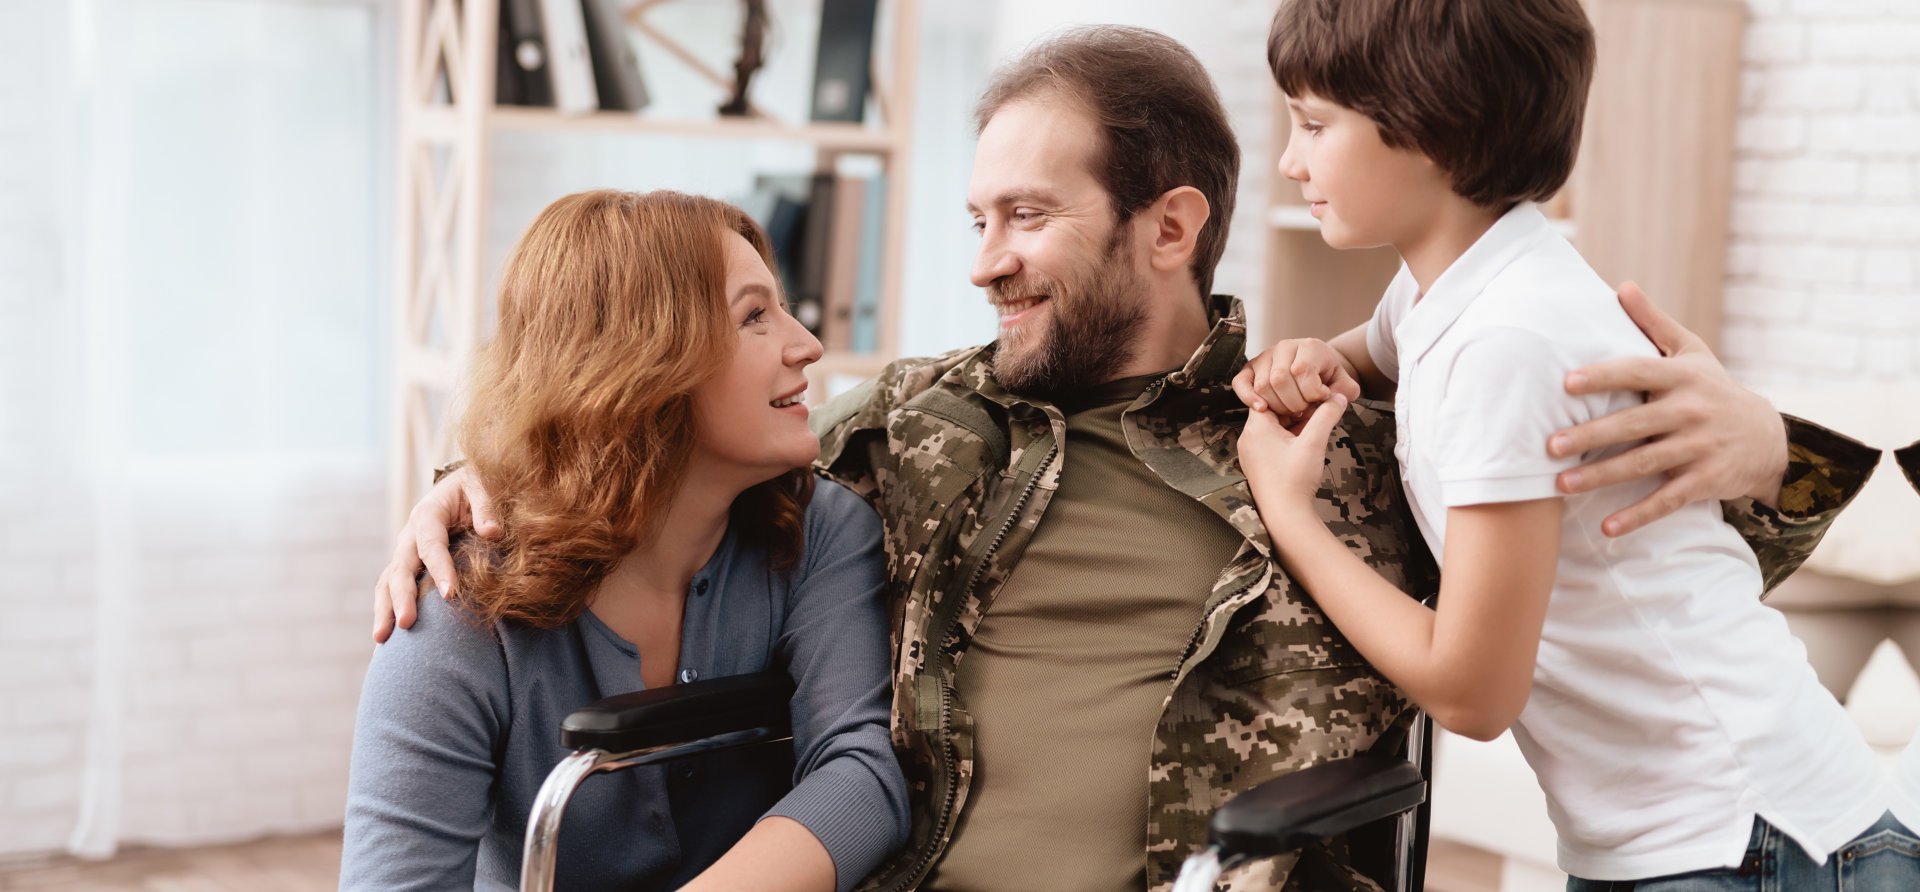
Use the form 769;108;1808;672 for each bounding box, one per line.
1278;93;1454;252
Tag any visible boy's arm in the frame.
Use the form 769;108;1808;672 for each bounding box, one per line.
1327;322;1395;400
1239;401;1558;742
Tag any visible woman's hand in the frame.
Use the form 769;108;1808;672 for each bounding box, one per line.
1238;394;1349;530
372;466;502;643
1549;282;1789;536
1233;338;1362;423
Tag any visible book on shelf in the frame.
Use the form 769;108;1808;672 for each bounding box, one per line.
580;0;650;112
537;0;600;114
496;0;554;107
740;170;886;350
809;0;880;123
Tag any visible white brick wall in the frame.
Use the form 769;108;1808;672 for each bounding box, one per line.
1722;0;1920;388
98;467;385;848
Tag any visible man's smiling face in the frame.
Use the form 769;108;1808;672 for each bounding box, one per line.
967;96;1149;398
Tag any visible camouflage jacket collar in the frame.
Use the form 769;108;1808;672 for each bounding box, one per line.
1165;293;1248;392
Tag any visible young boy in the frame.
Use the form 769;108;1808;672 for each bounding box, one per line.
1235;0;1908;888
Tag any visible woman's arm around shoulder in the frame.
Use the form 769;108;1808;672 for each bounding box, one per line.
341;589;512;891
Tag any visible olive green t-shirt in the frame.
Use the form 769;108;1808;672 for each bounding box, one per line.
924;373;1247;892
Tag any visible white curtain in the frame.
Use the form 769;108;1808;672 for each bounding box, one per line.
0;0;392;858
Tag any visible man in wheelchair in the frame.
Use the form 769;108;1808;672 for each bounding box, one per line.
370;23;1869;892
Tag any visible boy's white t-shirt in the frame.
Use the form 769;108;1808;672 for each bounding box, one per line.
1365;202;1885;880
1891;735;1920;834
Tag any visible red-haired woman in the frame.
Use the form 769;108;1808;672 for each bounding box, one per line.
341;190;907;891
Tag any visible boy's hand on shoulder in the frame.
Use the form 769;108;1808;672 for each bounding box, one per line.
1235;337;1362;425
1237;395;1350;529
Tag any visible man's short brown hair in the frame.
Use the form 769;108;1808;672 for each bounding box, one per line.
975;26;1240;299
1268;0;1595;208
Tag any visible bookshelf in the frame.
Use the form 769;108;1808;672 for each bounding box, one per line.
389;0;920;526
1259;0;1744;355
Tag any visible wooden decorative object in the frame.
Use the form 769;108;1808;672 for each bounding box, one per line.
718;0;769;117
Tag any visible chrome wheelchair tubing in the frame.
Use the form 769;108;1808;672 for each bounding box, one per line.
1395;713;1426;892
518;727;792;892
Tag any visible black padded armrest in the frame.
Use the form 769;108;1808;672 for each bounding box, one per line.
1209;755;1426;864
560;671;796;753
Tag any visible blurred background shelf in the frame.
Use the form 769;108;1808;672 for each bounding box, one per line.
390;0;921;527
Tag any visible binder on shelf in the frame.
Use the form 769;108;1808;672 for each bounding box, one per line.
538;0;600;114
496;0;553;107
741;175;811;319
851;173;886;354
580;0;650;112
790;172;838;337
809;0;880;123
820;175;868;351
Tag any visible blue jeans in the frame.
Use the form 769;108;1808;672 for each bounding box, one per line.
1566;812;1920;892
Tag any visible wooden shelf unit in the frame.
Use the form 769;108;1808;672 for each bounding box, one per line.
389;0;920;527
1260;0;1744;353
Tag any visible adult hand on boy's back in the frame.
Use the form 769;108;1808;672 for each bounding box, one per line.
1547;282;1788;538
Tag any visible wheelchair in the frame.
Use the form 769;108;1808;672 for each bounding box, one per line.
518;672;1431;892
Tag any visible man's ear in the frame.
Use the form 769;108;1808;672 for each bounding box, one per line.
1144;186;1210;274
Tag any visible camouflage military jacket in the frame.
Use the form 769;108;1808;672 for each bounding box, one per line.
811;295;1874;892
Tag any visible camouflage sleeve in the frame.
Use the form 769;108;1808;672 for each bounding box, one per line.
813;377;884;480
811;348;983;506
1895;439;1920;493
1723;414;1880;595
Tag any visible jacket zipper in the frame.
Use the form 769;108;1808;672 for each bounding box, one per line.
884;440;1058;892
1169;571;1258;682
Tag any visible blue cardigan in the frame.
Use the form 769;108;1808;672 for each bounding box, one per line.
340;480;908;892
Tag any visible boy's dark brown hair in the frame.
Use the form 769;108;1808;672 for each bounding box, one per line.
1268;0;1595;208
975;26;1240;299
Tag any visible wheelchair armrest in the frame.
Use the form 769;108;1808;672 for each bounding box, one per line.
559;671;796;753
1208;755;1426;864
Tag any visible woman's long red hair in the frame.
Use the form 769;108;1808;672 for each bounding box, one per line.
452;190;812;629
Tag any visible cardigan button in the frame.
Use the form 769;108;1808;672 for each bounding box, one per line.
677;668;699;684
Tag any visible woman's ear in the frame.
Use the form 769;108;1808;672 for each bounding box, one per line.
1145;186;1210;274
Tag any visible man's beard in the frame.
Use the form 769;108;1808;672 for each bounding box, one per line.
988;228;1149;400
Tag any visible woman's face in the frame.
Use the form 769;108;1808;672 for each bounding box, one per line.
688;230;824;486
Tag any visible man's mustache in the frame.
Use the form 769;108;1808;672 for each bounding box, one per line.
987;274;1062;305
